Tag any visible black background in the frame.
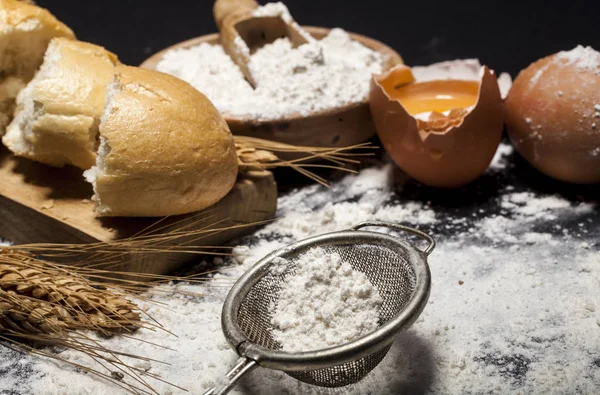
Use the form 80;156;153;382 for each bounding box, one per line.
38;0;599;78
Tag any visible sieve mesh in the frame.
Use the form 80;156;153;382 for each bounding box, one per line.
236;243;417;387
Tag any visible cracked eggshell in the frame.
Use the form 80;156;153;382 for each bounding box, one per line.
505;47;600;184
370;64;504;188
411;59;513;99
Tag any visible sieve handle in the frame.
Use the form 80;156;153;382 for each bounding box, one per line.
351;221;436;256
203;357;258;395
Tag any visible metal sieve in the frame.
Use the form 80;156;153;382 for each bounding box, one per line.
204;221;435;395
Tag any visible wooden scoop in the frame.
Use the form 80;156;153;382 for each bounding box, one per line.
213;0;311;88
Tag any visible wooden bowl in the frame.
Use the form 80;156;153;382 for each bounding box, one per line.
141;26;403;148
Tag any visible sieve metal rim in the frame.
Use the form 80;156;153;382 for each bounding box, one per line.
221;222;433;372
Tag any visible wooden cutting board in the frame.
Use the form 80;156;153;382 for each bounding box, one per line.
0;146;277;277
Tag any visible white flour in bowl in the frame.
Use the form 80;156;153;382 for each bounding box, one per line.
270;248;382;352
156;4;383;121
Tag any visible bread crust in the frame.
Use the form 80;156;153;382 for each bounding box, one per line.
0;0;73;38
93;65;239;217
3;38;117;169
0;0;75;133
0;0;75;78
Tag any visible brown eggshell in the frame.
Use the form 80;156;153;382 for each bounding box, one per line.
505;49;600;184
411;59;513;99
370;65;504;188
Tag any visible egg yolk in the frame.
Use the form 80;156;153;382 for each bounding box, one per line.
390;80;480;115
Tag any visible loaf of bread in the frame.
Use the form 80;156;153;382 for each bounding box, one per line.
83;65;239;217
0;0;74;132
0;1;238;217
3;38;118;168
3;42;238;217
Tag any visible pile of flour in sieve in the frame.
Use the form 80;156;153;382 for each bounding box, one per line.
270;248;382;353
156;3;383;121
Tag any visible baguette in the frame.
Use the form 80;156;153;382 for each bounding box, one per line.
0;0;74;132
84;65;239;217
1;3;238;217
3;38;118;168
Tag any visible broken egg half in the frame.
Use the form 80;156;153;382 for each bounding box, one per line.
369;63;505;188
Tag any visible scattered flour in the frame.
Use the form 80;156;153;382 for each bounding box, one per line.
252;2;294;23
501;192;572;217
476;191;593;244
270;248;382;352
250;2;314;43
489;143;514;170
1;156;599;394
555;45;600;74
156;20;382;120
529;61;552;85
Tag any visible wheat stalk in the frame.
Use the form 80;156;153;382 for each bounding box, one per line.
0;252;213;394
0;248;176;394
0;249;141;334
234;135;375;186
0;214;252;393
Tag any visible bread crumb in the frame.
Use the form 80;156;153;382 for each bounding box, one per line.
111;371;124;381
40;199;54;210
458;280;464;285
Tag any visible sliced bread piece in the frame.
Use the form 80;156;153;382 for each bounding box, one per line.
83;65;239;217
0;0;75;132
2;38;118;168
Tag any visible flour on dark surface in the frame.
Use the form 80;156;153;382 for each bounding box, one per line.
0;142;599;394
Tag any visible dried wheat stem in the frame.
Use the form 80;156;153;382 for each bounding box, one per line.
0;249;141;335
234;135;376;185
